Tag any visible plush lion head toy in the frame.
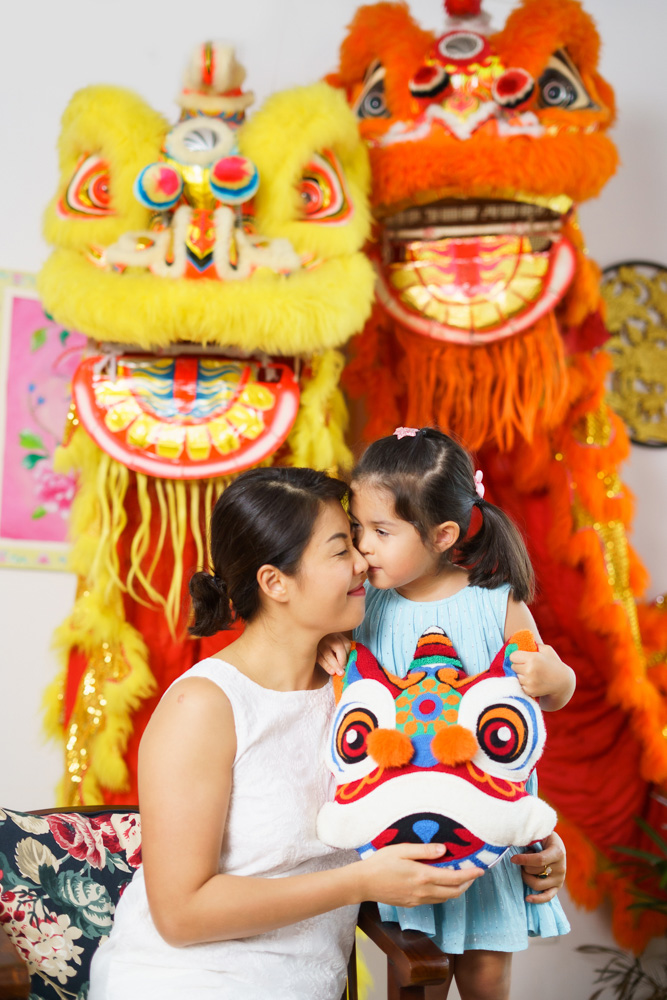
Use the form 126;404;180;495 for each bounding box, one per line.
318;626;555;869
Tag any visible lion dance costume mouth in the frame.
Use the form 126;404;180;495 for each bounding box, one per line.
40;43;374;809
329;0;667;947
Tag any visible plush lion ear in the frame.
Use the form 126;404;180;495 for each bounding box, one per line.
43;85;169;252
493;629;538;679
508;629;538;653
340;641;407;698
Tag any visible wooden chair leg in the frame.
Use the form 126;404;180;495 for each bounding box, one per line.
388;963;454;999
358;903;453;1000
343;936;358;1000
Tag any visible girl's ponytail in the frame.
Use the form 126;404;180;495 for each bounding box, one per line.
456;499;535;603
188;571;234;637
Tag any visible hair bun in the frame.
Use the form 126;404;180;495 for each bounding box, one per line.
188;571;233;637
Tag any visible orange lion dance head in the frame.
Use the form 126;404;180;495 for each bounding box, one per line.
330;0;618;450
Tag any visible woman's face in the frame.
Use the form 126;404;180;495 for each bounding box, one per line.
286;500;368;635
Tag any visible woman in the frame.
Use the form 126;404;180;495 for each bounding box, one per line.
89;466;485;1000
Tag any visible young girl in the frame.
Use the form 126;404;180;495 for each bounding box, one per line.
89;466;483;1000
319;428;574;1000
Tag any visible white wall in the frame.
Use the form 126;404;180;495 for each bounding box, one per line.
1;1;666;995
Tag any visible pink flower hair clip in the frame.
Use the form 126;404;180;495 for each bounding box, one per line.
393;426;419;440
474;469;485;499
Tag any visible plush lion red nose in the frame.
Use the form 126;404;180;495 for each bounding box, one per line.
367;728;414;768
432;725;479;766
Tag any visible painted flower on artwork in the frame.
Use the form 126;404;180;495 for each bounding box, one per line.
32;463;76;519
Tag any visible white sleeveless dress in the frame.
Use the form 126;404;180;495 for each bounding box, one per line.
89;658;359;1000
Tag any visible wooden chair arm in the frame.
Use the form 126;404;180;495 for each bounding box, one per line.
0;926;30;1000
357;902;453;990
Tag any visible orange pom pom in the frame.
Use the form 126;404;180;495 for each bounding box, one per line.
507;629;538;653
367;728;414;768
432;725;479;766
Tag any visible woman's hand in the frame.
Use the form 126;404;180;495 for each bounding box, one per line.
358;843;483;908
316;632;352;677
511;831;566;903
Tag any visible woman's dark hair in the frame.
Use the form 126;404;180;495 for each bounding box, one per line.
188;467;348;636
352;428;534;602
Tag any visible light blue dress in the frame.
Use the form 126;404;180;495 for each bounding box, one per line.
353;581;570;954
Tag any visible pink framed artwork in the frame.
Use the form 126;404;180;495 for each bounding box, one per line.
0;270;87;570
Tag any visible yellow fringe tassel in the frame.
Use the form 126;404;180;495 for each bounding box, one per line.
45;355;352;804
287;349;353;471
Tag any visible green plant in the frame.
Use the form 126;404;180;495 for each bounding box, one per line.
614;818;667;916
578;946;667;1000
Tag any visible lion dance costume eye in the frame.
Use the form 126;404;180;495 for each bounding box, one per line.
40;41;374;810
327;0;667;947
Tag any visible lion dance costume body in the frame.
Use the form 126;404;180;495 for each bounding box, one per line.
329;0;667;946
40;45;374;808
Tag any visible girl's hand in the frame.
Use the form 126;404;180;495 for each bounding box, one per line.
509;643;576;711
358;843;483;908
316;632;351;677
511;831;566;903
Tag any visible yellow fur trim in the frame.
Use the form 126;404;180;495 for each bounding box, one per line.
40;82;375;354
43;85;167;251
240;82;372;260
50;429;155;804
287;351;352;471
38;248;375;354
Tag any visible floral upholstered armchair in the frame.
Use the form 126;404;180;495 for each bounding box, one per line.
0;807;453;1000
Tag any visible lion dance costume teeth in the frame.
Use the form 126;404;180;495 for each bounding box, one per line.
329;0;667;947
41;42;374;809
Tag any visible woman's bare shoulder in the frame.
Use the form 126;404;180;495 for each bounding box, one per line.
141;675;236;763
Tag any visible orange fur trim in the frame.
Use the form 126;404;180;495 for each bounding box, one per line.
492;0;601;84
393;312;569;452
609;876;667;954
559;218;604;327
508;358;667;787
431;725;479;767
366;131;619;214
367;726;414;767
329;3;432;123
556;818;605;910
343;303;402;441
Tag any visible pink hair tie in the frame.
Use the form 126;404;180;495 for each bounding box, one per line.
474;469;485;499
393;426;419;440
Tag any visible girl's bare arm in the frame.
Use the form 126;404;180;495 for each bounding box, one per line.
504;598;576;711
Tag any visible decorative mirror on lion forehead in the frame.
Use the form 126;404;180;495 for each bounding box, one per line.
318;627;555;870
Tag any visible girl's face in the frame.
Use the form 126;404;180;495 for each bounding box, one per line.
349;480;439;592
287;500;368;634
